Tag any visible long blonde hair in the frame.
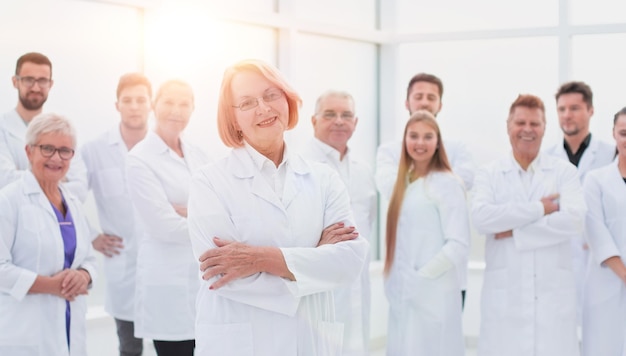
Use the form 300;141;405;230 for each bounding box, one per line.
384;110;452;275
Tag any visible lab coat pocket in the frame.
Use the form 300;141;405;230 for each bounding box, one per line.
315;321;344;356
94;168;125;198
195;323;253;356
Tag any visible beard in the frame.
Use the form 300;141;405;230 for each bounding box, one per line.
561;126;580;136
19;92;47;111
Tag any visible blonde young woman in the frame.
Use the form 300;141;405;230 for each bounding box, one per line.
384;110;469;355
126;80;210;355
582;107;626;356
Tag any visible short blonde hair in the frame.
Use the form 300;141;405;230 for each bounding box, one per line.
154;79;194;106
217;59;302;148
25;112;76;148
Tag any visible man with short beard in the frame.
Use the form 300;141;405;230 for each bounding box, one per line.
0;52;87;201
545;80;616;330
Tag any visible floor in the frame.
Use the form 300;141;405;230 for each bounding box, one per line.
87;315;478;356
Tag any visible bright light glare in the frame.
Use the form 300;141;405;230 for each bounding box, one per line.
144;3;221;78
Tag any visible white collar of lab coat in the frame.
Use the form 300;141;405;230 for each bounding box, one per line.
22;169;45;195
502;152;548;173
106;124;124;146
1;109;27;139
20;169;76;219
105;125;133;157
230;143;310;179
243;141;289;172
311;137;351;165
144;130;192;161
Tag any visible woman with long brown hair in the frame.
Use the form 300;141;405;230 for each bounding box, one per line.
384;110;469;355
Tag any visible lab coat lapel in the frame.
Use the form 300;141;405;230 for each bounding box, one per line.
577;137;598;175
551;142;568;161
61;186;88;270
282;155;310;210
528;156;555;200
501;157;528;202
3;110;27;140
108;125;130;156
230;148;285;212
251;173;284;210
22;171;57;221
608;161;626;196
181;139;207;172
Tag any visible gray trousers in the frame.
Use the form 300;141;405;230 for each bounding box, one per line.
115;319;143;356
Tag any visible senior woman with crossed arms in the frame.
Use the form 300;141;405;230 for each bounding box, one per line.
188;59;369;356
0;113;96;355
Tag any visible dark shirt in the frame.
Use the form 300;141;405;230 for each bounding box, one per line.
50;193;76;348
564;133;592;167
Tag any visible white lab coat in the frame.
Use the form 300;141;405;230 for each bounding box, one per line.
81;126;142;321
545;135;616;182
376;138;474;292
471;153;587;356
0;109;89;202
187;147;369;356
545;135;616;322
581;161;626;356
126;131;209;341
300;138;377;356
0;171;97;356
385;172;469;356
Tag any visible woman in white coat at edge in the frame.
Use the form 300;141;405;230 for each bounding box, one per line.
582;107;626;356
126;80;209;355
0;113;96;356
187;59;369;356
384;110;469;356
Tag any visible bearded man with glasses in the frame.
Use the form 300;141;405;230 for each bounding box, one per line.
0;52;88;202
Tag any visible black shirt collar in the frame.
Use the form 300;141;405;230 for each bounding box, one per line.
564;133;592;167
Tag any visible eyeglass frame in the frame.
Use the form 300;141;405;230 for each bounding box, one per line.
15;75;53;88
32;144;75;160
231;88;285;111
317;110;356;121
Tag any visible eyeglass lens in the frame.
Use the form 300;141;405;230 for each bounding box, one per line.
18;76;51;88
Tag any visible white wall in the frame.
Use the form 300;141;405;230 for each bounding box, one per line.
0;0;143;145
3;0;626;351
572;33;626;144
396;37;560;167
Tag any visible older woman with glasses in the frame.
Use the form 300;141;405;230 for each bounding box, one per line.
0;113;96;356
187;59;369;356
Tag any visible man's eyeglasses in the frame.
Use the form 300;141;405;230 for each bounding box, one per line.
232;88;284;111
16;76;52;88
319;111;355;121
33;144;75;160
